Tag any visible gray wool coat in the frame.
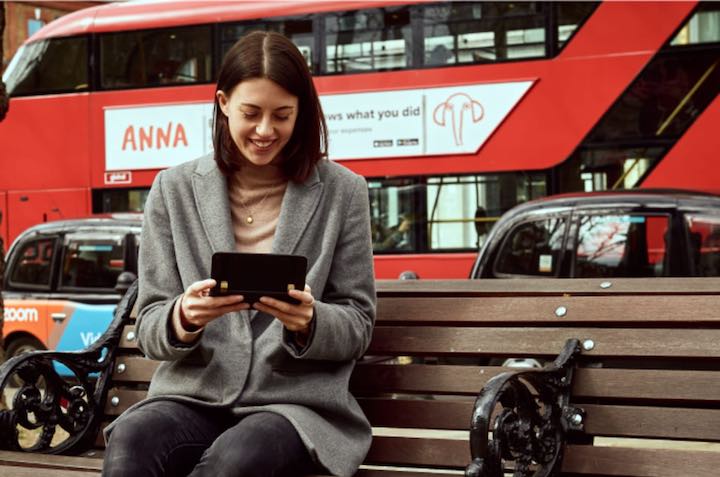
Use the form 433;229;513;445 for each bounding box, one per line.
104;154;377;477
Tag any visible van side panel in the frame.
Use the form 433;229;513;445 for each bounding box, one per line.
53;302;115;350
3;299;49;346
3;299;114;351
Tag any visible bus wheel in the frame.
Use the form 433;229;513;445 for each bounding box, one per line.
5;336;46;387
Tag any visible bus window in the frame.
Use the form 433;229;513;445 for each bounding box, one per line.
92;188;149;213
9;238;56;288
556;2;600;51
369;172;547;254
100;26;212;89
220;17;314;70
495;218;567;276
368;179;420;253
427;173;546;250
4;36;88;96
60;232;126;290
671;2;720;45
685;214;720;277
574;215;669;278
427;175;496;250
421;2;547;65
324;7;411;73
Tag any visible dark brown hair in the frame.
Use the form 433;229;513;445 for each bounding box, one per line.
213;31;327;182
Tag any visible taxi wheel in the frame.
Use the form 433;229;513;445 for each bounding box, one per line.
5;337;46;387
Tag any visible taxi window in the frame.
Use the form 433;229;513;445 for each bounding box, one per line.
574;214;669;277
10;238;56;288
495;218;567;276
60;232;126;290
685;214;720;277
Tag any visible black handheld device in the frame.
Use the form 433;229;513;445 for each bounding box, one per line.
209;252;307;304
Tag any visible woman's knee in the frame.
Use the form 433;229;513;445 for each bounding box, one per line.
106;410;151;451
193;413;313;477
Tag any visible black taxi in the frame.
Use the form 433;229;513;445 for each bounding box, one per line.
470;189;720;279
2;215;141;361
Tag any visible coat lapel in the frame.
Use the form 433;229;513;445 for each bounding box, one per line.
272;166;323;256
192;156;236;253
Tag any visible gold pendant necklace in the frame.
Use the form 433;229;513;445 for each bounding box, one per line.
237;189;271;225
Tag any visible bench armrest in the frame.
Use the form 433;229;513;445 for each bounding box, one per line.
0;281;138;455
465;339;584;477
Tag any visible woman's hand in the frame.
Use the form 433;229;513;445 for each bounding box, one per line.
180;279;250;330
253;284;315;336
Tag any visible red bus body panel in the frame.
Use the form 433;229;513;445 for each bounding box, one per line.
0;0;712;278
643;95;720;194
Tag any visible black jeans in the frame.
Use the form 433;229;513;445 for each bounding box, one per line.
102;400;319;477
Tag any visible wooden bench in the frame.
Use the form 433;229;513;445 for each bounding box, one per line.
1;278;720;476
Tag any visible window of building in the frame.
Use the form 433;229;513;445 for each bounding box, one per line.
10;238;56;288
494;218;567;276
60;232;127;290
573;214;669;277
4;36;88;96
685;214;720;277
100;26;212;89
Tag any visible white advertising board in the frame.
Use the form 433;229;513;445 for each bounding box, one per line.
105;102;214;171
104;80;533;170
322;80;534;160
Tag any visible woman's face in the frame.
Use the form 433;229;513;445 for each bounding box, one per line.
217;77;299;167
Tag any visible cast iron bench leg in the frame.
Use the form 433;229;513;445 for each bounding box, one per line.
465;339;585;477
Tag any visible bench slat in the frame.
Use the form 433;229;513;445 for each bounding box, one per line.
105;389;146;416
562;445;720;476
111;359;720;404
0;451;102;472
376;277;720;296
360;399;720;441
572;368;720;402
119;325;139;349
103;387;720;442
369;327;720;358
0;466;98;476
359;398;471;430
352;365;720;402
377;296;720;324
355;471;460;477
583;404;720;441
112;356;157;382
365;436;468;468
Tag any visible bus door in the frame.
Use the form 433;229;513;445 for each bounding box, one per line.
49;230;128;352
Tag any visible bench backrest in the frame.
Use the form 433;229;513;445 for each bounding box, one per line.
104;278;720;475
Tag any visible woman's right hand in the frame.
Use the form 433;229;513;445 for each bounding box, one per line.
179;279;250;330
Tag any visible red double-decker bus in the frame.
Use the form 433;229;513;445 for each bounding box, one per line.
1;0;718;278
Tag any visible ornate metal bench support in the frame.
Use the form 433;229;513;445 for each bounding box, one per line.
0;281;138;454
465;339;584;477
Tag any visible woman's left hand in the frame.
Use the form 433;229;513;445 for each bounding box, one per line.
253;284;315;335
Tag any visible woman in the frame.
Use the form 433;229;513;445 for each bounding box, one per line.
102;31;376;477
